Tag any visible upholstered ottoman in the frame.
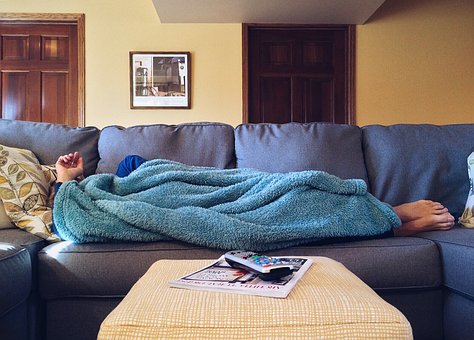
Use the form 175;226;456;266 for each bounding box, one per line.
98;257;412;339
0;242;31;340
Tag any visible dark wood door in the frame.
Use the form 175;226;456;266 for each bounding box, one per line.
244;25;354;124
0;22;80;126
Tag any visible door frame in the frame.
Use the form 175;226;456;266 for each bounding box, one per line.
0;13;85;126
242;24;355;124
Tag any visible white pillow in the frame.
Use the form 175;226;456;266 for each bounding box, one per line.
0;201;15;229
460;151;474;228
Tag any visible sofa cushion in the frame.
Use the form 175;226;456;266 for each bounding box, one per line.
272;237;442;293
416;227;474;300
0;119;100;177
97;123;235;174
0;229;47;290
38;241;224;299
234;123;369;182
444;290;474;340
0;242;31;318
38;236;440;299
0;242;32;340
362;124;474;219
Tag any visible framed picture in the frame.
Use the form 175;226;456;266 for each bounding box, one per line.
130;51;191;109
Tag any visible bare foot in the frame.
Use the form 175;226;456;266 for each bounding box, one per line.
393;200;448;222
392;200;455;236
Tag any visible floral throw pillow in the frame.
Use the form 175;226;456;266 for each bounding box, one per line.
0;144;60;241
0;201;15;229
460;151;474;228
41;164;58;207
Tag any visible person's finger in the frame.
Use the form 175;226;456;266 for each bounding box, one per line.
71;152;82;166
76;156;84;168
58;155;69;164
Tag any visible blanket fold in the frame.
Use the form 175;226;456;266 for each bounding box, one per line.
53;159;401;250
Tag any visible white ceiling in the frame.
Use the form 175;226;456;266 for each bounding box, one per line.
152;0;386;24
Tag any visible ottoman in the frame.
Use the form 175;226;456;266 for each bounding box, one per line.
0;242;31;340
98;256;412;339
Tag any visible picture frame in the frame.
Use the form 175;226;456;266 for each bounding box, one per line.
130;51;191;109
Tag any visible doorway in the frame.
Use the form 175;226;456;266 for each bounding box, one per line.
243;25;354;124
0;13;85;127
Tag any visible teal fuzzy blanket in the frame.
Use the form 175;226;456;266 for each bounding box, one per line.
53;159;401;250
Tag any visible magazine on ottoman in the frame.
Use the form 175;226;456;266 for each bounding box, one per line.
169;255;313;298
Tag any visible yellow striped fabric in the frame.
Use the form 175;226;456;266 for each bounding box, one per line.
98;257;412;340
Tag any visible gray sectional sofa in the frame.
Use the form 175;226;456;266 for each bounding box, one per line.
0;118;473;340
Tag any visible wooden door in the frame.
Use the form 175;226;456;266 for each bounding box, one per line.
243;25;354;124
0;16;83;126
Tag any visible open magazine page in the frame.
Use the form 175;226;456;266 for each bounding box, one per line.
169;256;313;298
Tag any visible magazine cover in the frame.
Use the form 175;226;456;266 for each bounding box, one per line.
169;255;313;298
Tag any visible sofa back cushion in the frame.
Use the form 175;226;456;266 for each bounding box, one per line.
234;123;369;182
362;124;474;219
97;123;236;173
0;119;100;177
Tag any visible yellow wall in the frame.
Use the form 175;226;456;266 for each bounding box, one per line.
0;0;243;128
356;0;474;125
1;0;473;127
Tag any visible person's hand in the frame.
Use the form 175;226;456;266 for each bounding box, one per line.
55;152;84;182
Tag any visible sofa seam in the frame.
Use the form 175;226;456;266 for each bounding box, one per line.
415;235;474;249
101;122;233;131
0;246;27;262
37;240;437;255
0;293;30;319
444;286;474;301
44;286;444;301
374;285;442;293
42;294;126;301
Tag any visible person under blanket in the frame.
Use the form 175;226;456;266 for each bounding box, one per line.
54;151;455;238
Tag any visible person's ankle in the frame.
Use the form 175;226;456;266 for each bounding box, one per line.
394;224;417;237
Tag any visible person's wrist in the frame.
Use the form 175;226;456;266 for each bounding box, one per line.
56;177;71;183
56;174;76;183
